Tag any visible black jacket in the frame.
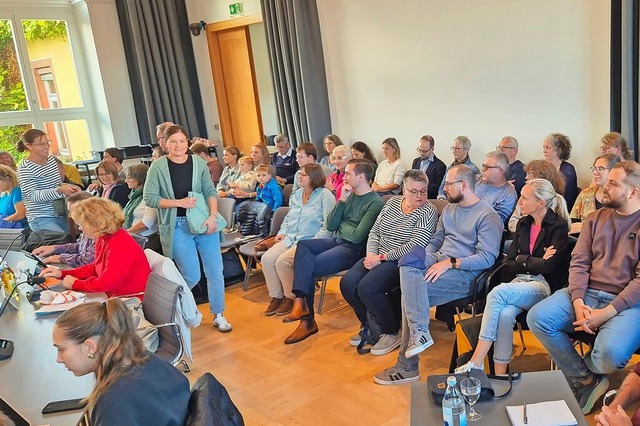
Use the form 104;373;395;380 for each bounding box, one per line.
501;209;571;293
98;181;131;209
411;155;446;199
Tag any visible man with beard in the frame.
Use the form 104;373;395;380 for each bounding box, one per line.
374;164;502;385
528;161;640;415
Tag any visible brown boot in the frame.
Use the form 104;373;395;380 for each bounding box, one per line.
282;297;309;323
284;318;318;344
275;297;294;316
265;297;283;316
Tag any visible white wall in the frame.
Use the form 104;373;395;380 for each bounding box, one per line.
317;0;610;187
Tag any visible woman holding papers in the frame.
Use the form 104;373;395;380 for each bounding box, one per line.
53;298;190;425
456;179;571;375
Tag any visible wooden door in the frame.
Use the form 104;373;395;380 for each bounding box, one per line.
207;24;263;156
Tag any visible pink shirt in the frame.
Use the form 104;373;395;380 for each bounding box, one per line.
529;223;542;254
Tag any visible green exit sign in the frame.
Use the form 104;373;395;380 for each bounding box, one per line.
229;3;243;17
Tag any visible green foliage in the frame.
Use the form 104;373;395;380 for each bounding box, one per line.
0;124;30;163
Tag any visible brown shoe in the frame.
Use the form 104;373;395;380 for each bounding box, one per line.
265;297;283;316
284;318;318;344
282;297;309;323
275;297;294;316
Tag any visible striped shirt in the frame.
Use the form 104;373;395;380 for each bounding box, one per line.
366;196;438;260
17;155;64;221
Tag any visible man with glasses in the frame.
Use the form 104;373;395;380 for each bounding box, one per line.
475;151;518;224
292;143;331;192
374;164;502;385
155;121;174;154
411;135;446;199
497;136;526;197
437;136;479;199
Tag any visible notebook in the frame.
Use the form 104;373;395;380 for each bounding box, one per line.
505;400;577;426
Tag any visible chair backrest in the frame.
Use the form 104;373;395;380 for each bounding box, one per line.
217;197;236;230
429;198;449;216
381;194;394;203
142;273;183;364
283;184;293;206
184;372;244;426
271;207;289;235
0;229;24;253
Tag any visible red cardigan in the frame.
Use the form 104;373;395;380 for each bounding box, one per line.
61;228;151;298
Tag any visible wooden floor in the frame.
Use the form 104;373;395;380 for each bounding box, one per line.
185;270;629;425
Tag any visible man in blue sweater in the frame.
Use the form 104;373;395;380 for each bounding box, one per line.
475;151;518;225
375;164;503;385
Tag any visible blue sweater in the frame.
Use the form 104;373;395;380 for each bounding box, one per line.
256;177;283;211
474;178;517;225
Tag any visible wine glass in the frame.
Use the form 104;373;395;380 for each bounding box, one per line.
460;377;482;421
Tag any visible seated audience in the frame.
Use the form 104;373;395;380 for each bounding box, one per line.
263;163;335;316
411;135;446;199
340;170;437;355
271;134;298;185
217;146;242;196
321;134;343;172
151;146;164;161
0;164;26;228
595;362;640;425
455;179;571;375
250;144;270;167
123;164;158;237
0;151;16;170
255;164;283;212
191;142;224;185
95;160;130;209
17;128;79;233
155;121;174;153
437;136;480;198
497;136;526;197
508;159;566;233
228;156;257;205
282;160;384;344
292;142;331;192
55;158;84;189
528;161;640;415
40;197;150;297
570;154;619;234
53;298;190;425
475;151;518;224
32;191;95;266
542;132;578;210
102;147;126;180
601;131;633;162
351;141;378;174
375;165;502;385
327;145;351;200
372;137;407;195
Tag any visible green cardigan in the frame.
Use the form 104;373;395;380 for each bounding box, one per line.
143;155;217;258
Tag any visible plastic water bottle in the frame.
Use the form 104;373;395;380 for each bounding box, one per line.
442;376;467;426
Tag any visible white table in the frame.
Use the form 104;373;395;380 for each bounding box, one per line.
0;294;103;425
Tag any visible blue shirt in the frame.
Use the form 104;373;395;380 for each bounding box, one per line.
0;186;26;227
256;177;283;211
279;187;336;247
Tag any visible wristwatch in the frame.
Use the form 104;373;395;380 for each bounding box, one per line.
450;257;457;269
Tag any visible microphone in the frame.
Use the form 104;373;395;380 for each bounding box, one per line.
15;274;47;301
0;230;26;263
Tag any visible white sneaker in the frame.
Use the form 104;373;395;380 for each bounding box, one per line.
371;333;401;356
213;313;232;333
454;360;484;374
405;329;433;358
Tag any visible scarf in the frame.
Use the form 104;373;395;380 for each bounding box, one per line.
123;187;143;228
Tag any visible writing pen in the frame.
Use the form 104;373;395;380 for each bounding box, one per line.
523;403;527;424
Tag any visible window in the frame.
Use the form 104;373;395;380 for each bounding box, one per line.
0;10;96;161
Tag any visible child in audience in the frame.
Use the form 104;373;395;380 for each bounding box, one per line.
228;156;257;198
255;164;283;211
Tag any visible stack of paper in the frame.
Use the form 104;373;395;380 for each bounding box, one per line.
505;400;577;426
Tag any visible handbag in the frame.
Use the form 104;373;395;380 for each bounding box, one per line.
427;369;520;406
185;159;227;234
254;234;278;253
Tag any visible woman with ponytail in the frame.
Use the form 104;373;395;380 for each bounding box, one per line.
53;298;190;425
456;179;571;375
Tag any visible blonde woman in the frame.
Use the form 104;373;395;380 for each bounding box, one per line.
372;137;407;195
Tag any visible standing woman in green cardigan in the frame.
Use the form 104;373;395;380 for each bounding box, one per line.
144;125;231;332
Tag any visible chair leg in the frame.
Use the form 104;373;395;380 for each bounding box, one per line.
174;359;190;373
517;322;527;351
317;276;328;315
243;256;254;291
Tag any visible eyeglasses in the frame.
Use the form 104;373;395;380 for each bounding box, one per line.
482;164;502;171
405;188;428;196
97;173;112;177
443;180;464;187
599;145;610;153
450;146;466;152
496;145;516;151
590;166;610;173
334;156;348;161
31;140;51;147
416;147;432;155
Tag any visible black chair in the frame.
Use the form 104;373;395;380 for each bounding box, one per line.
184;372;244;426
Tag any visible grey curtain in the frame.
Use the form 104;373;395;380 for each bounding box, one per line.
261;0;331;150
611;0;639;159
115;0;207;145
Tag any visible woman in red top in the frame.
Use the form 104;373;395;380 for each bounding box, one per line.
40;197;150;298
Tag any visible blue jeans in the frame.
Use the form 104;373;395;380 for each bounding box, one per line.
172;217;225;314
398;253;478;370
29;216;68;233
292;237;366;319
479;274;550;363
527;288;640;379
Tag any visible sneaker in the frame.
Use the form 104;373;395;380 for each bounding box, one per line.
371;333;401;356
265;297;283;316
454;360;484;374
374;365;420;385
349;326;370;347
213;313;233;333
405;329;434;358
275;297;294;316
574;374;609;414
